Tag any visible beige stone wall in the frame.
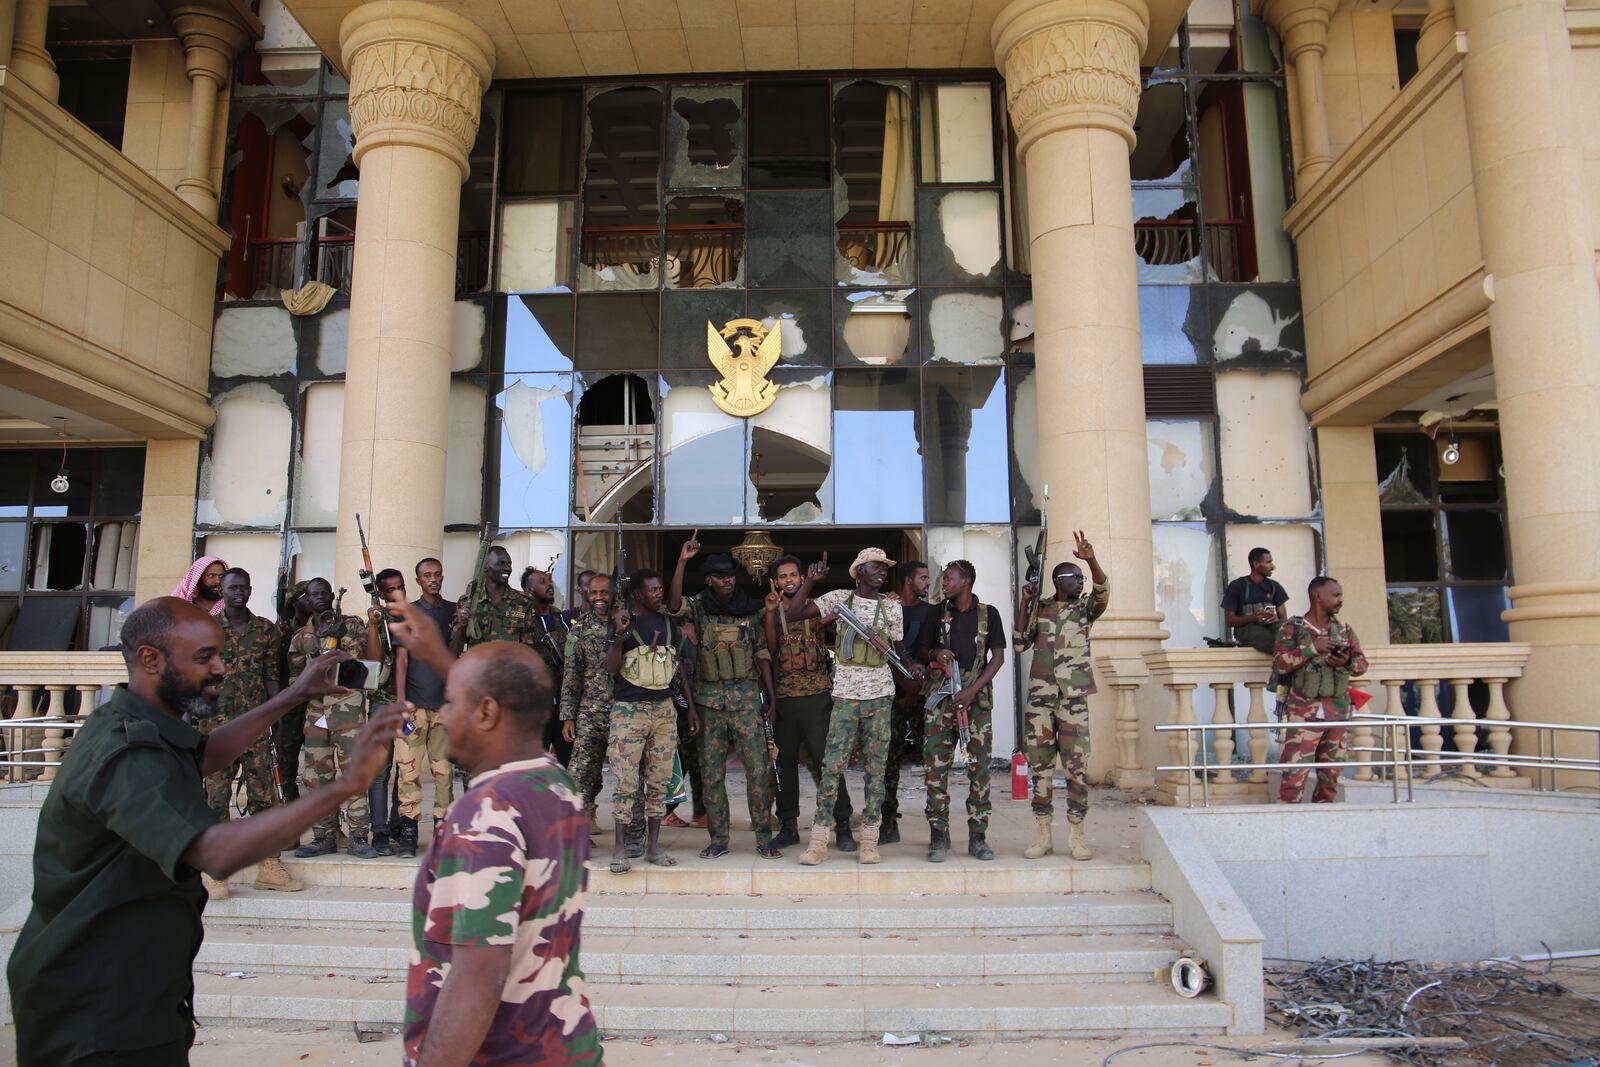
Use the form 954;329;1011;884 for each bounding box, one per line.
0;74;224;438
122;39;229;204
1571;7;1600;270
1322;10;1401;161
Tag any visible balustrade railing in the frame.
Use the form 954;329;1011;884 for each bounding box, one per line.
0;653;125;782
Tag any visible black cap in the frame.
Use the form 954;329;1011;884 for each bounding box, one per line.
700;553;739;577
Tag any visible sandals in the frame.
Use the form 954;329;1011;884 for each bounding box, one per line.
647;851;678;867
756;841;783;859
608;858;631;874
699;843;730;859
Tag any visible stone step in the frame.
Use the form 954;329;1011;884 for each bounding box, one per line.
196;926;1183;985
204;887;1175;938
193;972;1232;1037
237;853;1151;896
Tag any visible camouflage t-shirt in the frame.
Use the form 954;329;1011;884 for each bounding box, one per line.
404;755;601;1067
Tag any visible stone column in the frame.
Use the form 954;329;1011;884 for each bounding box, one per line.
1416;0;1458;68
0;0;18;82
1317;427;1389;651
134;440;203;604
334;2;493;597
994;0;1167;782
170;5;253;220
1458;0;1600;750
1260;0;1337;186
9;0;57;101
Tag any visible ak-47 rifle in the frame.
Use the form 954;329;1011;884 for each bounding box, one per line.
355;512;392;657
834;600;917;679
464;527;492;643
611;515;630;608
1023;484;1050;632
925;656;973;760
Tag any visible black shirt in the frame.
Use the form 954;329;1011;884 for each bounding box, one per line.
1221;576;1288;620
612;613;691;702
403;597;457;708
935;599;1007;672
9;686;217;1064
901;600;939;661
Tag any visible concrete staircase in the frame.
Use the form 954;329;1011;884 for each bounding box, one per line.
197;853;1235;1038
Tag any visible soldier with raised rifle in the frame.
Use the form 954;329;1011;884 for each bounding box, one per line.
452;545;549;660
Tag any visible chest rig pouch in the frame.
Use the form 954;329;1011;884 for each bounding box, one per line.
937;599;993;710
778;614;824;674
835;595;889;668
698;616;754;683
621;627;681;690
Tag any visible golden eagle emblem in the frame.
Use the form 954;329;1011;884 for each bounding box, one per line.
707;318;782;417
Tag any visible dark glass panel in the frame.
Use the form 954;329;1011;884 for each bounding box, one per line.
1381;511;1438;583
748;81;830;189
749;289;832;367
1442;511;1507;581
747;190;835;288
1376;434;1433;504
91;449;144;517
661;289;746;369
576;293;660;371
1446;586;1509;643
500;89;582;196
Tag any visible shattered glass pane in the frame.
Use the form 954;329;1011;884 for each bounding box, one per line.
837;289;917;366
313;98;358;200
579;87;663;291
917;188;1003;285
314;308;348;375
917;83;996;184
1152;522;1223;649
212;307;297;377
834;81;915;286
1132;82;1192;184
752;290;831;367
667;85;743;189
749;371;832;524
87;522;138;589
747;190;835;288
834;369;921;524
661;371;748;524
1382;511;1438;583
1442;511;1506;580
924;368;1009;524
574;373;655;523
312;208;356;293
1196;80;1293;283
1208;286;1304;362
26;521;87;590
293;382;344;527
1007;290;1034;356
666;195;744;289
1147;419;1216;522
1447;586;1509;642
499;200;576;292
503;294;574;372
198;382;292;527
749;81;829;189
453;300;490;372
1388;587;1444;644
924;289;1005;364
1140;287;1208;364
1009;366;1041;522
1134;187;1202;283
447;380;486;526
224;100;316;298
495;374;572;529
500;89;581;196
576;292;659;371
662;289;744;369
1376;434;1433;504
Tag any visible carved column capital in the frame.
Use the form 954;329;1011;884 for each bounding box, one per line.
991;0;1151;155
339;1;496;182
1257;0;1338;62
170;3;256;85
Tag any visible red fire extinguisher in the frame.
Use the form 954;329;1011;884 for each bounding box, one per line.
1011;751;1029;801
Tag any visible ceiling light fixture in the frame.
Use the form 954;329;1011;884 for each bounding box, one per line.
50;417;70;493
1442;432;1461;466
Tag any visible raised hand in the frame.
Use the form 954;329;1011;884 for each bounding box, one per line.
1073;530;1095;562
764;579;782;613
680;529;701;561
343;704;408;792
807;551;829;583
285;649;352;702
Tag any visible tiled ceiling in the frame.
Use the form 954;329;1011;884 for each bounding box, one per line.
282;0;1187;80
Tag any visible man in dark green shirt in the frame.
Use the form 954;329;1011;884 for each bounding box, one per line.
6;597;403;1066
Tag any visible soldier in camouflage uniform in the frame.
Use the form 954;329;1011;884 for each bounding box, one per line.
559;572;643;845
1015;531;1109;861
667;537;780;859
201;568;303;897
604;570;696;873
786;548;911;866
404;642;600;1067
289;578;384;857
274;579;314;802
451;546;561;674
924;560;1007;863
883;560;935;845
1273;576;1368;804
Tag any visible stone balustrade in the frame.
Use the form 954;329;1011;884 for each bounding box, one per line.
1142;643;1533;805
0;653;125;782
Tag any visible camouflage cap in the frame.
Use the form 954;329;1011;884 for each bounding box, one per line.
848;547;896;579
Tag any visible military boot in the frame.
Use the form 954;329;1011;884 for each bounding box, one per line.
835;820;858;853
857;821;882;865
798;822;830;866
371;831;395;858
347;832;380;860
396;817;419;859
1024;814;1054;859
201;873;230;901
927;827;950;863
879;814;900;845
253;857;305;893
966;832;994;861
294;834;336;858
1066;819;1092;860
770;817;801;849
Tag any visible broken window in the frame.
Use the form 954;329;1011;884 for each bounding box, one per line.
1217;370;1312;518
749;372;832;523
834;369;921;524
293;382;344;527
1141;286;1209;364
1148;419;1217;522
1195;80;1293;283
0;524;24;590
499;200;577;292
1007;291;1034;356
574;374;655;523
1152;522;1223;649
223;100;317;299
1376;435;1432;505
198;382;293;527
924;368;1009;524
667;85;743;189
503;294;574;372
660;371;748;525
579;87;664;291
1382;511;1438;583
917;188;1003;284
924;290;1005;364
837;290;916;366
834;81;915;285
1008;367;1041;523
314;308;349;375
501;89;581;196
290;531;334;587
1441;511;1506;581
662;289;743;369
1134;187;1203;282
576;292;660;371
447;380;487;527
313;207;357;292
917;82;996;184
752;290;831;367
1388;587;1444;644
314;97;358;201
748;81;829;189
28;523;88;590
747;190;835;287
666;195;744;288
212;306;298;377
1132;82;1192;184
495;374;572;529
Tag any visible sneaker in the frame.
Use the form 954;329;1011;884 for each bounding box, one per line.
294;837;336;859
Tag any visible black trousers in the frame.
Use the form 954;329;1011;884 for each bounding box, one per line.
675;698;706;819
881;690;924;821
69;1035;193;1066
775;691;853;824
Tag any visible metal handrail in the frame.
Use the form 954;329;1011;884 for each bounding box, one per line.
1156;714;1600;808
0;717;88;770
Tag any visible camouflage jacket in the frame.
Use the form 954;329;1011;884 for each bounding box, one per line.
288;616;370;713
557;612;613;724
1015;580;1111;698
1273;616;1368;717
668;594;770;708
216;614;280;723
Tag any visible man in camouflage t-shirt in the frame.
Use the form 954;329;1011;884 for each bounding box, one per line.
405;640;600;1067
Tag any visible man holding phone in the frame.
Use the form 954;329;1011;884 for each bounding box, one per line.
1272;576;1368;804
288;578;387;857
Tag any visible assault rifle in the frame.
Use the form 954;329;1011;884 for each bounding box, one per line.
835;600;916;679
1022;483;1050;632
355;512;392;657
464;528;492;643
760;692;779;774
925;658;971;757
612;514;630;607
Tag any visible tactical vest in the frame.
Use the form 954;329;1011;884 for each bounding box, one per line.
834;594;890;669
620;624;685;690
777;612;825;675
698;615;756;683
1286;622;1352;701
936;597;994;711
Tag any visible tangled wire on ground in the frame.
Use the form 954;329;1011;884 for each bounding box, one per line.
1266;956;1600;1066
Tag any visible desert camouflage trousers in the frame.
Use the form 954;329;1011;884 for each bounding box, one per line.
814;696;892;827
302;696;369;840
394;706;453;821
1024;693;1090;823
700;696;776;846
608;698;677;822
924;699;993;834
